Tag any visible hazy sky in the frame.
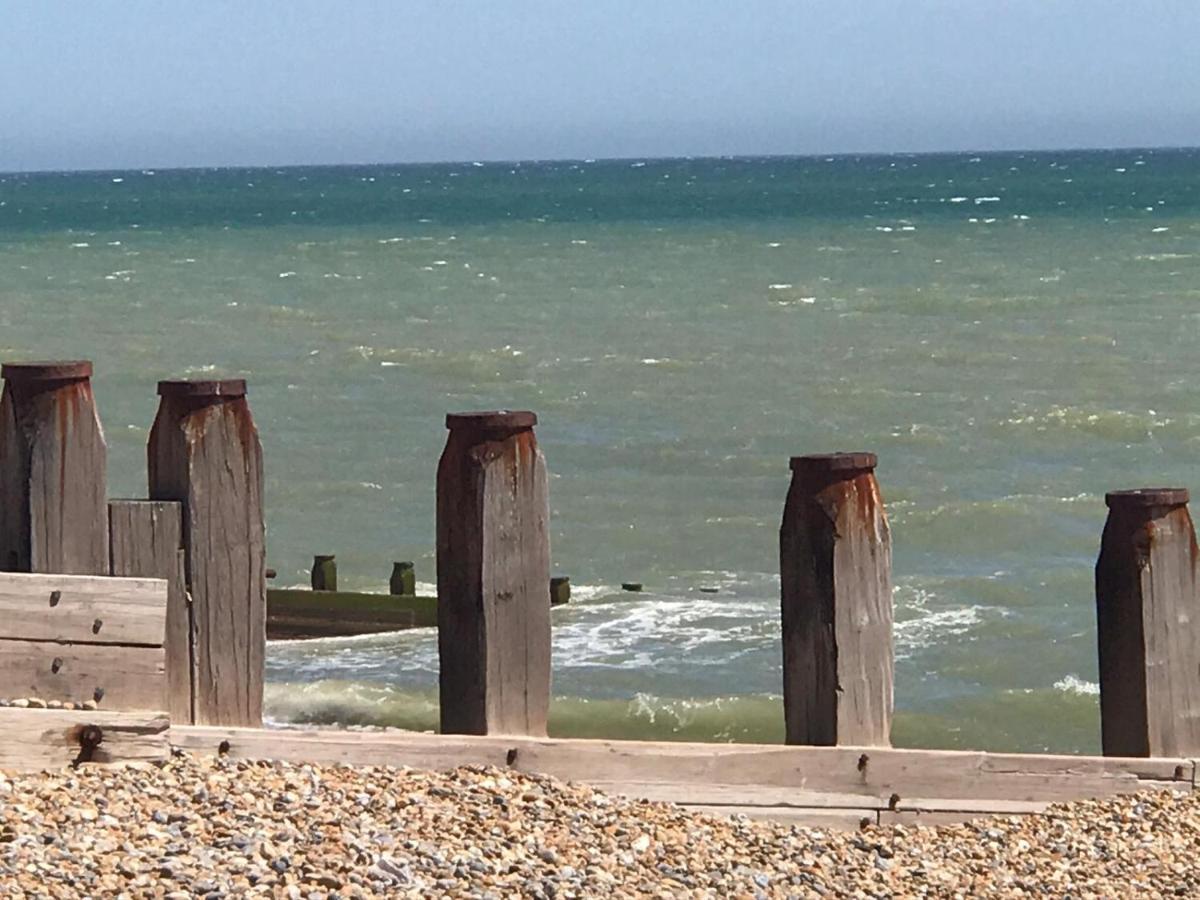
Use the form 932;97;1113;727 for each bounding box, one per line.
3;1;1199;171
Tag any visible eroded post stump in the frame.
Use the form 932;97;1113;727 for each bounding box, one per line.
0;361;108;574
437;411;550;736
311;555;337;591
1096;488;1200;757
780;452;893;746
148;379;265;727
390;561;415;596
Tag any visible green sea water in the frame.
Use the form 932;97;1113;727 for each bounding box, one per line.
2;150;1199;752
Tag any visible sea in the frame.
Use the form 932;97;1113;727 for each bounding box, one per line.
2;149;1198;753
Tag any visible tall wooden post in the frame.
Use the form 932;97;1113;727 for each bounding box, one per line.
437;411;551;736
1096;488;1200;757
148;379;265;727
109;499;193;723
0;361;108;574
780;452;893;746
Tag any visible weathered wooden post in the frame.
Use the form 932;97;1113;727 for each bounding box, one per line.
437;411;550;736
109;499;192;723
0;361;108;574
550;576;571;606
148;379;265;727
1095;488;1200;757
780;452;893;746
389;561;415;596
311;554;337;591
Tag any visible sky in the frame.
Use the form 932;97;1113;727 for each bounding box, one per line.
2;1;1199;171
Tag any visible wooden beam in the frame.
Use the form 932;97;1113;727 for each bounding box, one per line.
171;727;1191;806
0;361;108;575
148;379;265;727
437;411;551;737
108;500;193;723
0;708;169;771
0;640;165;710
1096;488;1200;757
0;571;167;646
780;453;893;746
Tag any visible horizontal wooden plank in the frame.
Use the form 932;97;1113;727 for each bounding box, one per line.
590;781;891;810
171;727;1194;806
0;571;167;646
0;708;169;772
0;640;165;710
267;589;436;640
685;805;875;829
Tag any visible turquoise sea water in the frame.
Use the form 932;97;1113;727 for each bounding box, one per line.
2;150;1199;752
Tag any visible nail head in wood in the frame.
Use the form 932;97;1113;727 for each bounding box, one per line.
49;590;61;607
51;657;63;674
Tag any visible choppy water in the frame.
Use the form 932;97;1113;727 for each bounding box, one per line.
3;150;1199;752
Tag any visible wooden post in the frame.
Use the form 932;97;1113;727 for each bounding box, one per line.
780;452;893;747
0;361;107;574
390;561;415;596
109;500;193;723
437;411;551;736
550;576;571;606
311;555;337;591
1095;488;1200;757
147;379;264;727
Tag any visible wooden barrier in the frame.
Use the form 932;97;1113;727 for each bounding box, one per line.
437;411;551;737
1096;488;1200;758
0;571;168;710
780;453;893;747
148;379;265;727
172;725;1194;827
108;500;193;723
0;708;169;771
0;361;108;574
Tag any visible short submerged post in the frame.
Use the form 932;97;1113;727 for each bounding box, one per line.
1096;488;1200;757
311;555;337;591
780;452;893;747
148;379;265;727
437;411;550;736
390;561;415;596
0;361;108;574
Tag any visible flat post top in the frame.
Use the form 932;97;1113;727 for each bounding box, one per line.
446;410;537;431
790;452;877;474
1106;488;1189;510
157;378;247;399
1;360;93;383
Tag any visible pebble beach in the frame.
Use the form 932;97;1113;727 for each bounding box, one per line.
0;754;1196;898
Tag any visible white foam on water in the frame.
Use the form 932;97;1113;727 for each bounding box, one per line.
1054;675;1099;696
70;242;89;248
111;177;124;184
1151;227;1170;233
974;196;1000;204
278;271;296;278
766;242;782;248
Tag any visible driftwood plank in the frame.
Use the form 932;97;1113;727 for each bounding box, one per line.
0;571;167;646
171;728;1192;804
148;379;265;727
0;362;108;575
0;640;165;710
780;453;892;747
0;708;169;772
108;501;192;723
437;411;551;737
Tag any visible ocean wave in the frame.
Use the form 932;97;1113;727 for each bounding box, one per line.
1054;674;1099;696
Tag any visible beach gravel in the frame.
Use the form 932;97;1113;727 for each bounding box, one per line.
0;752;1196;897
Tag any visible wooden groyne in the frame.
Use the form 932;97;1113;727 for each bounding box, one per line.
4;358;1200;827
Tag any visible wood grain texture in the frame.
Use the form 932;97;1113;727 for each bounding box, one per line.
0;640;165;709
148;392;265;727
0;708;169;772
172;727;1191;806
0;377;108;574
0;571;167;645
108;501;193;723
780;458;893;746
437;418;551;736
1096;498;1200;757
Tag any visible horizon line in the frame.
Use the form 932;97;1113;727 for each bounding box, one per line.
2;142;1197;178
